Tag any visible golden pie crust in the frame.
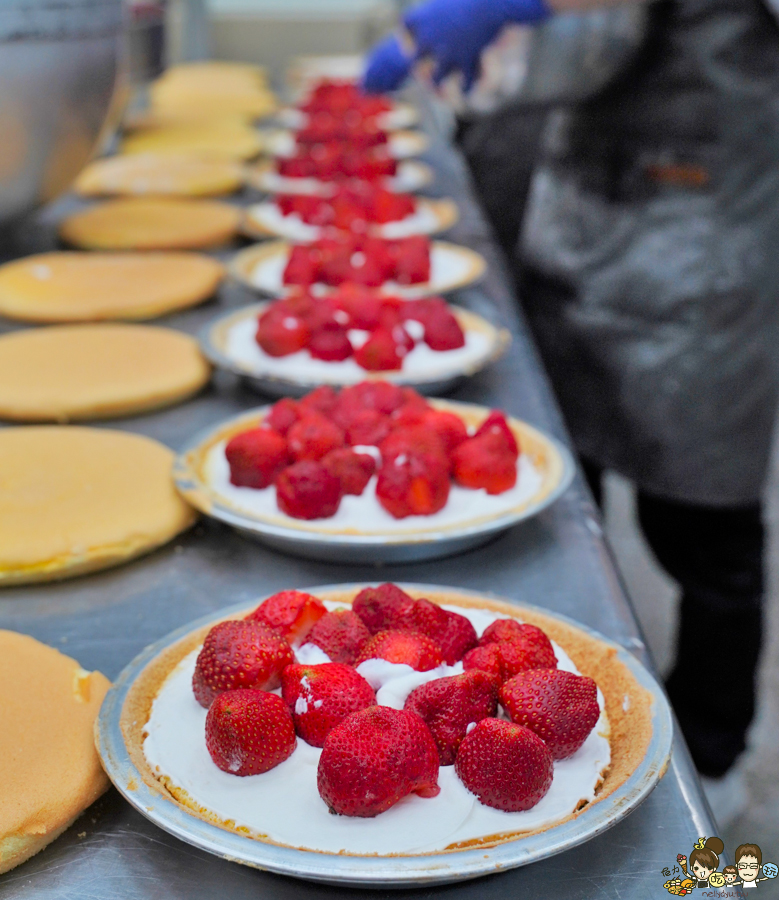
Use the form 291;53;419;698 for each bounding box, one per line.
0;630;110;874
59;199;241;251
74;154;244;198
0;251;223;323
0;324;211;421
120;122;264;161
121;587;654;856
0;427;197;585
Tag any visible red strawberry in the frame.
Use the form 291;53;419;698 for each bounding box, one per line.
405;670;498;765
376;450;450;518
246;589;327;643
287;412;345;462
317;706;440;816
462;644;504;682
475;410;519;456
321;447;375;495
500;669;600;760
343;409;391;446
331;284;383;329
276;460;342;519
256;305;311;357
479;621;558;670
422;409;468;456
309;321;353;361
306;609;371;664
424;309;465;351
455;718;553;811
451;433;518;495
192;619;294;708
463;637;557;684
283;245;320;285
225;428;289;489
205;689;296;776
281;662;375;747
298;384;338;417
391;596;448;640
391;236;430;284
266;398;299;436
355;630;444;671
379;426;446;463
354;328;404;371
352;582;415;634
437;609;478;664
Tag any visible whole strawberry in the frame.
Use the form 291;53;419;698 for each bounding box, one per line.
352;582;415;634
455;718;553;811
205;689;296;776
317;706;440;816
463;639;557;685
246;589;327;644
478;620;558;671
281;662;375;747
500;669;600;759
192;619;294;708
437;609;478;664
306;609;371;665
405;670;498;765
225;428;289;489
355;630;443;672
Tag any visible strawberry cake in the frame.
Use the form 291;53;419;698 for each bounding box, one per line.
122;584;654;856
205;292;507;390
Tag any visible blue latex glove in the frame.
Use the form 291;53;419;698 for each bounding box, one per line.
362;34;414;94
405;0;551;90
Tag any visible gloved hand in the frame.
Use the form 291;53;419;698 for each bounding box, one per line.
405;0;551;90
362;33;414;94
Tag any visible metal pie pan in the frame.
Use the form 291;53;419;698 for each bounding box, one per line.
95;584;674;887
198;301;511;400
172;401;575;564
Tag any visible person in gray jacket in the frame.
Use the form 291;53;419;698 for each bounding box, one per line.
364;0;779;781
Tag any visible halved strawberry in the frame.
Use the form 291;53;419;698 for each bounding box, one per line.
455;717;553;811
192;619;294;708
500;669;600;759
405;670;498;765
355;630;443;671
306;609;371;664
246;589;327;644
205;689;296;776
317;706;440;816
281;662;375;747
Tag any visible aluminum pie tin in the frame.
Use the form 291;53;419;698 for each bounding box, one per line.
172;400;575;564
96;584;674;888
198;301;511;399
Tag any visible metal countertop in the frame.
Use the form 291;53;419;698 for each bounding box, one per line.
0;98;716;899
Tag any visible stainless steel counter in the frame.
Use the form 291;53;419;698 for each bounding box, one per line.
0;105;716;899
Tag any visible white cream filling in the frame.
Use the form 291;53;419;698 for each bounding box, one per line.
246;202;442;241
254;161;430;196
222;312;492;384
203;440;543;535
277;106;417;132
249;244;475;299
143;602;610;856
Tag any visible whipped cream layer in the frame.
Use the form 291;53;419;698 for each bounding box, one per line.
269;130;423;161
249;244;477;299
223;311;492;385
246;201;442;242
143;603;611;855
203;438;543;534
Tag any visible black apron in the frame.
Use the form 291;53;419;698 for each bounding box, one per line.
520;0;779;505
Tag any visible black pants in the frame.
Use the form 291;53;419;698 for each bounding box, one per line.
582;460;764;778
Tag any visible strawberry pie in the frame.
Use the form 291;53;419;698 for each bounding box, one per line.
214;382;523;522
129;585;655;855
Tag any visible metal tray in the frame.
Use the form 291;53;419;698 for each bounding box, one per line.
95;584;674;888
172;401;575;563
198;301;511;399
